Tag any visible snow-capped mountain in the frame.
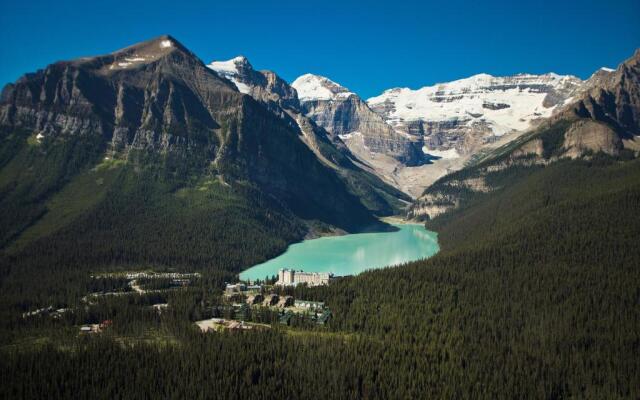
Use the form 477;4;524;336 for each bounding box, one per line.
291;74;425;168
367;73;585;157
208;56;254;94
408;51;640;221
212;57;625;199
208;56;299;110
292;74;356;102
206;56;411;214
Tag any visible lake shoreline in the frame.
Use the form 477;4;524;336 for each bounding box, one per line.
240;223;439;281
379;215;420;225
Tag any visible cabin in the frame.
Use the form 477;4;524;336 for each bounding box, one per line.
152;303;169;314
294;300;324;310
225;283;246;295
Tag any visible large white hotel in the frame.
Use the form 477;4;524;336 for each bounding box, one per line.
276;268;332;287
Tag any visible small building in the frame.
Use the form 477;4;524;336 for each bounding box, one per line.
277;295;294;308
294;300;325;310
79;324;100;333
225;283;246;295
263;294;279;306
152;303;169;314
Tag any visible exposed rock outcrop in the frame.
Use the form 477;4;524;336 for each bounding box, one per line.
560;50;640;139
562;120;621;158
207;56;411;214
291;74;425;166
0;35;390;233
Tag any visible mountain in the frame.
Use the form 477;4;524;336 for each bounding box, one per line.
0;35;393;277
208;57;411;215
559;50;640;142
407;49;640;221
367;73;585;153
291;71;608;197
208;56;300;110
290;73;432;196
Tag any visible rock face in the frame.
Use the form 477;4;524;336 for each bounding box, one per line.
560;49;640;138
562;120;621;158
207;56;411;215
208;56;299;111
291;74;425;166
367;73;585;158
0;36;236;157
0;35;389;233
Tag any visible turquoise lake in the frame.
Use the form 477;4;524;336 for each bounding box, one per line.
239;224;439;281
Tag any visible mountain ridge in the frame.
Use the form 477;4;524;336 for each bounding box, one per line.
0;35;395;274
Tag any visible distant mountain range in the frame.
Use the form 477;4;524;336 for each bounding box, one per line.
409;50;640;220
1;35;638;269
210;52;637;197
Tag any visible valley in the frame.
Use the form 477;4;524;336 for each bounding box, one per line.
0;21;638;400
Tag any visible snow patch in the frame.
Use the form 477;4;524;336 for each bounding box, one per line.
207;57;252;94
368;73;583;134
338;131;362;141
232;80;251;94
36;133;44;142
208;57;244;75
600;67;615;72
292;74;354;101
160;40;173;48
422;147;460;159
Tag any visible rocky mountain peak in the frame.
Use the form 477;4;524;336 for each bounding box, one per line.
291;74;354;101
291;73;427;180
0;35;394;235
207;55;299;109
559;48;640;137
75;35;203;74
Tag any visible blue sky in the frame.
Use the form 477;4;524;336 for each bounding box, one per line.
1;0;638;99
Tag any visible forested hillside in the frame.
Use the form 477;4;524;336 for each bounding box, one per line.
2;152;638;399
